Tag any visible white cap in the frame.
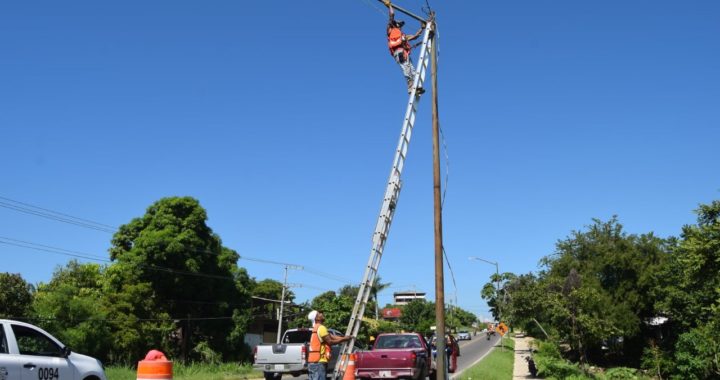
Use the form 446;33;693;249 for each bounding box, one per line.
308;310;318;323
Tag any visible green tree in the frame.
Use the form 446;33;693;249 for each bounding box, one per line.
480;272;516;322
657;200;720;378
310;290;354;331
531;217;669;365
503;273;553;337
370;276;391;320
399;300;436;334
106;196;253;363
32;261;112;361
0;272;34;319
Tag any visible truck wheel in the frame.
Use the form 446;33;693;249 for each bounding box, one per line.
417;362;429;380
264;372;281;380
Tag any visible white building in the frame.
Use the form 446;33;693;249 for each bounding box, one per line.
394;291;426;305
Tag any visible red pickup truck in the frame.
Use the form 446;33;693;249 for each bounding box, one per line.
355;333;431;380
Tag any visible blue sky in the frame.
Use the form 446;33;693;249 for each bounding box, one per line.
1;0;718;321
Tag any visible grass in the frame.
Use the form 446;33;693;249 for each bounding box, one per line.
456;337;515;380
106;362;262;380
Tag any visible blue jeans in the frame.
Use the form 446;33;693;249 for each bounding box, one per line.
308;362;327;380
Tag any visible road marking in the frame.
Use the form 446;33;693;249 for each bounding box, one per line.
451;337;499;380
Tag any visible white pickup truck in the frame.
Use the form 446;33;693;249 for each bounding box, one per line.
0;319;106;380
253;328;348;380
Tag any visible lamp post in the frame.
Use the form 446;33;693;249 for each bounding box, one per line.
468;256;503;350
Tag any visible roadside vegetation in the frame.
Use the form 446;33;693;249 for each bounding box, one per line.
0;196;478;368
105;362;259;380
458;337;514;380
481;199;720;379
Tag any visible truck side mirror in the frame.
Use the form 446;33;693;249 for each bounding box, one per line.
61;346;71;358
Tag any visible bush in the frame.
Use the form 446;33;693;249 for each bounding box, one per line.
535;355;586;379
603;367;638;379
535;340;562;359
670;328;716;380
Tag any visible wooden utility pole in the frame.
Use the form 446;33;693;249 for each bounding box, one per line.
430;13;447;380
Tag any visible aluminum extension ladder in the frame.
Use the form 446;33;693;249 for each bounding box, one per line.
332;23;435;380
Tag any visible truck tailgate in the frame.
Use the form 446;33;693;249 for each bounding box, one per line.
356;349;418;369
255;343;305;366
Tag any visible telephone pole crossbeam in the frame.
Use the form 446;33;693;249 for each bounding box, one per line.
375;0;426;22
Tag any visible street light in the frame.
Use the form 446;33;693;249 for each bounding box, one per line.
467;256;499;298
468;256;503;350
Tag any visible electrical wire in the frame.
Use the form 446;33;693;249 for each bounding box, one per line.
442;246;458;303
0;196;116;229
0;237;240;282
6;311;282;324
238;255;303;269
238;255;356;284
0;235;346;302
360;0;387;17
0;198;116;233
0;196;357;286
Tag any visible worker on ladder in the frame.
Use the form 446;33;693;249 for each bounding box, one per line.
384;1;425;94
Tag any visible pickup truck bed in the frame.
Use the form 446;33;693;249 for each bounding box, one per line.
253;328;344;380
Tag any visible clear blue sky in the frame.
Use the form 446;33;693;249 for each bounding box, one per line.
2;0;719;321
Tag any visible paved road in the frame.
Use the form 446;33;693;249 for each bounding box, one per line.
452;332;501;378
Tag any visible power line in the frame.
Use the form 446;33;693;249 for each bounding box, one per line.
0;195;358;287
303;268;356;284
0;196;116;233
239;255;356;284
359;0;387;17
238;255;302;268
0;236;346;303
0;237;237;281
7;312;280;324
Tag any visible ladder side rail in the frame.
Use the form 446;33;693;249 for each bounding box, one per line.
332;25;434;380
407;27;433;100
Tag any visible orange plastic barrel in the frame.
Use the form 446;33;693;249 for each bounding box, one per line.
137;350;173;380
343;353;356;380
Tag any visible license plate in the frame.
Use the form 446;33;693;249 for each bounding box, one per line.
274;364;286;370
380;371;392;378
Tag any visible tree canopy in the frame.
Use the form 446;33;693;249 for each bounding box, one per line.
0;272;34;319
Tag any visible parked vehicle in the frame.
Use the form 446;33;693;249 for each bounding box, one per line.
429;333;459;373
253;327;345;380
456;331;471;341
0;319;107;380
355;333;431;380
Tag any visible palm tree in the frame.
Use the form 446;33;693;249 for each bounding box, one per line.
370;276;392;320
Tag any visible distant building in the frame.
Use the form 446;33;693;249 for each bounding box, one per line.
393;291;426;305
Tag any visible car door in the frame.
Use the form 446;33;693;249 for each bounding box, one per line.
0;324;22;380
10;324;74;380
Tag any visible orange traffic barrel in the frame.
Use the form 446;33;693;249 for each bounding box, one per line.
343;353;356;380
137;350;173;380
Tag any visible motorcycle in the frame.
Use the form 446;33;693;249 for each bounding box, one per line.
525;356;537;377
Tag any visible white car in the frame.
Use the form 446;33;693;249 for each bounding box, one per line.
456;331;471;341
0;319;106;380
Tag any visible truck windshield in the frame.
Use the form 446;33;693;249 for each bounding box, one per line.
283;330;312;344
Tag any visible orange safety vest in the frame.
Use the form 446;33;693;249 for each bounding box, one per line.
387;27;411;57
308;323;331;363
